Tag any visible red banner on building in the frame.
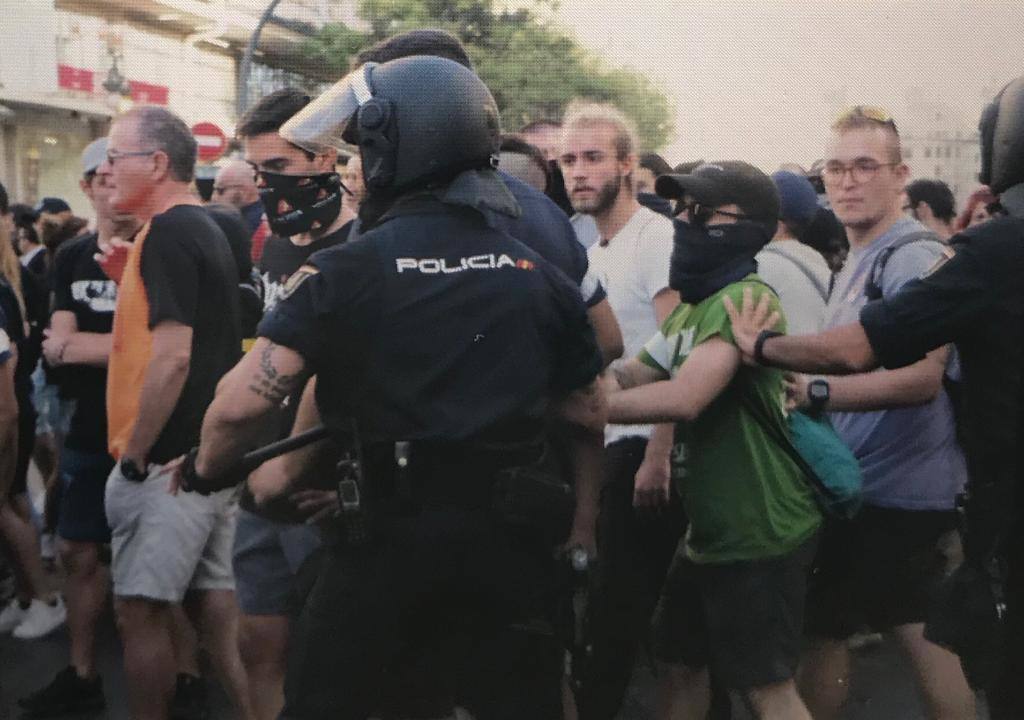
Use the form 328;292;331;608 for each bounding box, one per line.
129;80;169;105
57;64;94;92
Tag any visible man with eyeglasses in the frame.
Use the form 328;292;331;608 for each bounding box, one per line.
15;137;136;716
96;105;253;720
726;77;1024;720
768;107;975;720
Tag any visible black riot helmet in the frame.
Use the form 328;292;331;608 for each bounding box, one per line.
978;76;1024;195
281;56;501;196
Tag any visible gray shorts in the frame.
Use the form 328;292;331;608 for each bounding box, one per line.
232;508;321;616
104;461;237;602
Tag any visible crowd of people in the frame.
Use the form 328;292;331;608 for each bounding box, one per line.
0;26;1020;720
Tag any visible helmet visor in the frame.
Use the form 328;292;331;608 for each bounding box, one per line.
279;63;376;154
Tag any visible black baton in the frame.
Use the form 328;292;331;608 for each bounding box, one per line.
235;425;330;474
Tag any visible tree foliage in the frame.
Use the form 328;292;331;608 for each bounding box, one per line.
301;0;674;150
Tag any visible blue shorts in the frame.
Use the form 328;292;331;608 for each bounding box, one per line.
31;365;75;437
232;508;322;616
57;447;115;544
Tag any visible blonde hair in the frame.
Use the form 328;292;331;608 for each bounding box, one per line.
831;106;902;163
0;222;26;319
561;101;638;160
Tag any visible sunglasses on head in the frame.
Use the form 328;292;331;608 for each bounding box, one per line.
835;105;899;132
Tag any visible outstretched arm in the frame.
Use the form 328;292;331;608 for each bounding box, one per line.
608;337;740;424
723;287;878;374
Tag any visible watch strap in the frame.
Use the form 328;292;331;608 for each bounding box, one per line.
754;330;783;366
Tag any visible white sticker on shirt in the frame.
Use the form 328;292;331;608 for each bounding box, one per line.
70;280;118;314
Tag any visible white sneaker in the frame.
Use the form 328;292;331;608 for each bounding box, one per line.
12;596;66;640
0;597;29;633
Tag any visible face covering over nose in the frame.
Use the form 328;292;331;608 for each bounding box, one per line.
258;171;345;237
669;218;771;305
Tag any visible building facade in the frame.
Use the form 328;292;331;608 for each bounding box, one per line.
0;0;350;214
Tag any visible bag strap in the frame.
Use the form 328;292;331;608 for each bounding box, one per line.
864;230;944;301
759;244;831;302
731;277;820;483
741;384;815;481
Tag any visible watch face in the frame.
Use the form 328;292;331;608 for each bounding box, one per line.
809;381;829;402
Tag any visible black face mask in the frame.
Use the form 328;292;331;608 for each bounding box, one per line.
669;219;771;305
258;171;345;237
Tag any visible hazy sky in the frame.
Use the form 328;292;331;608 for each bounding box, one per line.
535;0;1022;170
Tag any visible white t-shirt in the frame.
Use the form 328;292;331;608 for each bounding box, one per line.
584;205;675;445
755;239;831;335
570;213;600;250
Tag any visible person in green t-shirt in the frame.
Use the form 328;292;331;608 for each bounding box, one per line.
606;161;821;720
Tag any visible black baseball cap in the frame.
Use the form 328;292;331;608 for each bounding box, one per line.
34;197;71;215
656;160;780;231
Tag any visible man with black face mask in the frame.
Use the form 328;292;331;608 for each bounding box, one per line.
228;88;348;720
606;161;822;720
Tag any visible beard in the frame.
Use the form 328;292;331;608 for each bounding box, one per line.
574;173;623;215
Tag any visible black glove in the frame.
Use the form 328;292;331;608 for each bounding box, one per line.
179;447;245;496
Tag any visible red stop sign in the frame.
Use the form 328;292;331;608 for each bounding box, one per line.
192;122;227;162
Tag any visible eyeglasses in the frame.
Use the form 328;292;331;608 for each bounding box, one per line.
683;202;750;226
834;105;899;132
106;149;157;165
822;159;899;186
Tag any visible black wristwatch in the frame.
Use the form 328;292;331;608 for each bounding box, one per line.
807;378;830;416
120;457;148;483
754;330;783;365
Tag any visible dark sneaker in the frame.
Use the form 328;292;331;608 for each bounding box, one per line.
170;673;210;720
17;666;105;717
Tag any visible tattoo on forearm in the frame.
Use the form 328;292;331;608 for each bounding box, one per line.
248;342;301;405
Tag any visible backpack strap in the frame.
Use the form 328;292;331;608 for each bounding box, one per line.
759;244;831;302
864;230;948;301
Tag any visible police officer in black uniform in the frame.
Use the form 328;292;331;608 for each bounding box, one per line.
178;55;606;720
724;75;1024;719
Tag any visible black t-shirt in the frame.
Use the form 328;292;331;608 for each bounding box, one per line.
860;216;1024;544
258;224;351;313
51;233;117;453
258;201;602;444
140;205;242;464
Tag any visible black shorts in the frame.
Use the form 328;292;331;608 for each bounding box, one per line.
805;504;959;640
652;534;818;691
56;447;115;544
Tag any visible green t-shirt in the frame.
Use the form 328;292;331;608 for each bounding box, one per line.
638;276;822;564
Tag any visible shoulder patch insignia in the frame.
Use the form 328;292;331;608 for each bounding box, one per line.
280;265;319;300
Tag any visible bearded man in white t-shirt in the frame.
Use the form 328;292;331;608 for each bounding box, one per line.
561;102;681;720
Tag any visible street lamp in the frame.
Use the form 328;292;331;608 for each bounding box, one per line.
237;0;285;118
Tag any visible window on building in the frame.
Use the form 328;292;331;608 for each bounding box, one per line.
925;147;932;158
956;147;961;158
904;148;913;159
935;166;942;177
